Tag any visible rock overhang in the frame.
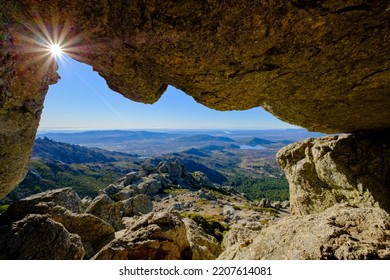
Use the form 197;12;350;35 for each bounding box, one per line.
6;0;390;132
0;0;390;198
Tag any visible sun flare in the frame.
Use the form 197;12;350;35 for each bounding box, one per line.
15;12;83;68
48;43;64;58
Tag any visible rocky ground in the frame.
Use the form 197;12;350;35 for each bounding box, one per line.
1;158;389;260
0;160;287;260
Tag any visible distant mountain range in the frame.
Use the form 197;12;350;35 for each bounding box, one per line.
33;137;137;164
39;130;180;145
174;134;236;143
38;129;325;156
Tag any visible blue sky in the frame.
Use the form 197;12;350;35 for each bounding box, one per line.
39;55;299;130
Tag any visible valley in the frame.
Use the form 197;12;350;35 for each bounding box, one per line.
0;129;323;211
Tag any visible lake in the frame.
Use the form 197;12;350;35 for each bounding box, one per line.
239;145;266;150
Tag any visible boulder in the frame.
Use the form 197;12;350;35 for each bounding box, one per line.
219;205;390;260
0;214;84;260
85;193;153;231
277;132;390;215
138;178;164;195
158;161;185;178
51;206;115;258
123;172;142;186
118;194;153;217
280;201;290;209
271;201;282;209
0;188;83;224
223;206;236;217
85;194;123;231
183;218;222;260
116;187;137;201
93;212;191;260
192;171;213;188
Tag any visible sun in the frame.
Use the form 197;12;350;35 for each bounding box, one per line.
48;43;64;58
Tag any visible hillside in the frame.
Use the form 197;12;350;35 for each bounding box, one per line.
0;140;143;205
34;137;117;164
243;137;274;146
0;133;290;208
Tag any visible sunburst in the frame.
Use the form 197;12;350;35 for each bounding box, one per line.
13;11;82;68
47;43;64;58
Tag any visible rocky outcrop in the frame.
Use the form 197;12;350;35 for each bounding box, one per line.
104;160;201;202
1;0;389;199
51;206;115;258
85;194;153;231
277;132;390;215
0;214;84;260
0;187;83;224
183;218;222;260
222;220;263;250
93;212;191;260
85;194;123;230
219;205;390;260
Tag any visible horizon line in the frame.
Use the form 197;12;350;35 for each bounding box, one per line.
37;127;305;132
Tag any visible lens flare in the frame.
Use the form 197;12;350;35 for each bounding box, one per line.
48;43;64;58
13;12;84;69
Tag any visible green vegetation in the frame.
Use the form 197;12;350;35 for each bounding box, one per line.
228;175;289;201
0;158;137;206
33;137;123;164
260;219;269;225
0;204;9;214
194;198;209;207
182;212;229;242
163;187;188;196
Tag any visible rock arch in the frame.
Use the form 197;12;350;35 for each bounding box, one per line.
1;0;389;199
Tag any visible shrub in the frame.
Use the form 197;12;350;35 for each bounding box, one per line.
182;212;229;242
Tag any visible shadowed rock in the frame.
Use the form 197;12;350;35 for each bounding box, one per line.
0;214;85;260
51;206;115;258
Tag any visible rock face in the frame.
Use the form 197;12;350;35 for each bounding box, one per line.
0;214;85;260
85;194;153;231
0;187;83;224
219;205;390;260
183;218;222;260
51;206;115;258
277;132;390;215
1;0;389;198
93;212;191;260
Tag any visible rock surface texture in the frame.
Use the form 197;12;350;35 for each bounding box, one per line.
219;205;390;260
51;206;115;258
0;214;85;260
93;212;191;260
183;218;222;260
1;0;390;198
277;132;390;215
0;187;83;224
